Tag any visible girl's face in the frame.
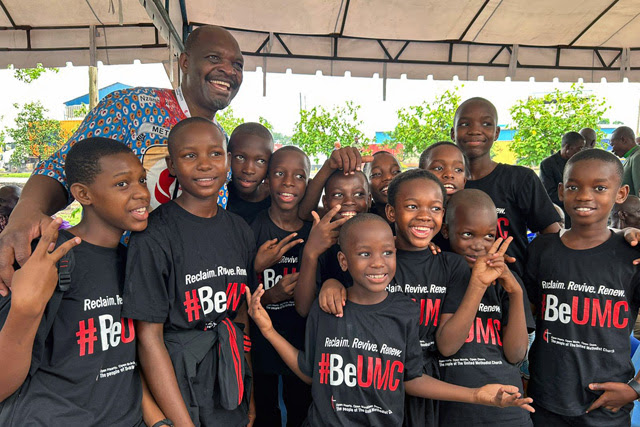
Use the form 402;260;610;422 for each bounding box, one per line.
423;144;466;197
369;153;401;204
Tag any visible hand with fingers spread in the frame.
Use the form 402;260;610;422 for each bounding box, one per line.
318;279;347;317
246;285;274;336
9;218;81;318
254;232;304;274
586;381;638;413
262;272;299;305
306;205;349;259
472;237;514;288
327;146;374;176
474;384;535;412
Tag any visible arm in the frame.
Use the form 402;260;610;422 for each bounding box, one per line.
247;286;311;384
141;374;167;426
540;222;561;234
136;321;195;427
498;271;528;364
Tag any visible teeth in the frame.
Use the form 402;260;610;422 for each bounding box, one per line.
341;211;357;218
443;184;455;189
381;186;388;193
196;178;214;181
132;207;147;214
366;274;386;279
576;207;592;211
413;226;430;231
209;79;230;88
281;193;294;197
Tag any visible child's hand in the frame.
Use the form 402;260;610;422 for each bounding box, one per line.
326;146;374;175
474;384;534;412
586;382;638;413
497;266;522;295
472;237;513;288
266;272;299;303
10;218;80;318
246;285;274;335
428;241;441;255
306;205;348;258
255;233;304;273
319;279;347;317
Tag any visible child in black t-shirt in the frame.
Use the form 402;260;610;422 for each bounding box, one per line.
249;146;313;427
0;137;153;426
122;118;256;427
524;149;640;426
248;213;534;426
227;122;274;224
439;189;533;427
363;150;402;220
452;97;561;276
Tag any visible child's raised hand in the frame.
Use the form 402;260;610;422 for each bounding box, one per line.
254;233;304;273
9;218;80;318
306;206;348;258
586;381;638;413
472;237;513;287
497;265;522;295
319;279;347;317
327;146;374;175
246;285;274;335
266;272;299;303
474;384;534;412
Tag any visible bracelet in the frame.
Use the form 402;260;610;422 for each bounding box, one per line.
627;379;640;399
152;419;174;427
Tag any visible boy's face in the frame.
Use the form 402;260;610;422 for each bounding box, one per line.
386;179;444;251
166;122;229;202
85;152;150;233
230;135;272;196
452;100;500;160
369;153;401;204
443;207;497;268
423;145;466;197
338;220;396;294
323;173;371;220
559;160;629;227
266;150;309;211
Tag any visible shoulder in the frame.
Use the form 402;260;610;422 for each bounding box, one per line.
439;251;470;272
220;208;255;242
249;209;271;231
129;203;175;244
527;233;559;255
499;163;538;180
386;292;420;317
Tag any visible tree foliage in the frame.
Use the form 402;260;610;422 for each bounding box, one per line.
12;64;59;84
391;88;461;158
215;106;245;135
291;102;369;159
7;102;69;166
509;84;609;166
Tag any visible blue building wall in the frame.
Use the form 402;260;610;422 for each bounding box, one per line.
64;82;132;106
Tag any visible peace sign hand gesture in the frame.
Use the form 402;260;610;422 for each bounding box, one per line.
471;237;513;288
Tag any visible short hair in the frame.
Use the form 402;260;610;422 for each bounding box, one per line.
561;131;586;148
564;148;624;185
362;151;399;178
325;170;370;193
338;213;391;250
228;122;274;152
268;146;310;175
0;184;21;199
454;97;498;123
445;189;496;225
418;141;468;171
613;126;636;142
65;138;135;186
167;117;224;158
387;169;446;207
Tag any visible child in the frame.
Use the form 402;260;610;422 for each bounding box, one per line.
248;213;534;426
363;151;402;220
227;122;274;224
524;149;640;426
452;97;561;276
0;137;150;425
439;189;533;427
0;185;21;233
249;146;313;427
294;171;370;317
122;117;255;427
419;141;467;199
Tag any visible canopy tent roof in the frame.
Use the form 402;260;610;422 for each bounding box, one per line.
2;0;640;82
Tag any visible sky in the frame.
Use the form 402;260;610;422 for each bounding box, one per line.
1;62;640;139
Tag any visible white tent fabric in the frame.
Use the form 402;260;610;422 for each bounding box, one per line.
2;0;640;82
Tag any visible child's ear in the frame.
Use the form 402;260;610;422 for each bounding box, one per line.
321;194;328;210
441;223;450;239
616;184;630;204
70;183;92;206
494;126;501;142
385;203;396;223
337;251;349;272
367;193;372;209
450;126;455;142
558;183;564;202
165;155;175;175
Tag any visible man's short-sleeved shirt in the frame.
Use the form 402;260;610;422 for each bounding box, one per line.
32;87;229;209
298;293;423;427
466;164;561;276
524;232;640;416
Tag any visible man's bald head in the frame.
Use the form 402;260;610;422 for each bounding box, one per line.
185;25;240;54
610;126;637;158
579;127;597;149
612;195;640;229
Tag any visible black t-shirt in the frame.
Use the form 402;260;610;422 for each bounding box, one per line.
438;280;533;426
122;201;255;331
250;209;312;375
9;230;142;426
227;181;271;225
387;249;470;355
298;293;423;427
465;164;561;276
524;232;640;416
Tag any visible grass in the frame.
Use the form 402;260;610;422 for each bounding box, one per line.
0;173;30;178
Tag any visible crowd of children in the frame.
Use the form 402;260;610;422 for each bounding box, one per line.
1;96;640;427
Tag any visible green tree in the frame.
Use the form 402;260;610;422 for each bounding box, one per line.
509;84;609;166
12;63;59;84
391;88;461;158
7;102;67;167
215;106;245;134
291;101;369;160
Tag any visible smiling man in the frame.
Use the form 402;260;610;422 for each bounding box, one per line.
0;25;243;295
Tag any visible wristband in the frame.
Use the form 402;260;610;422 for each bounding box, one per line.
152;419;174;427
627;379;640;399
